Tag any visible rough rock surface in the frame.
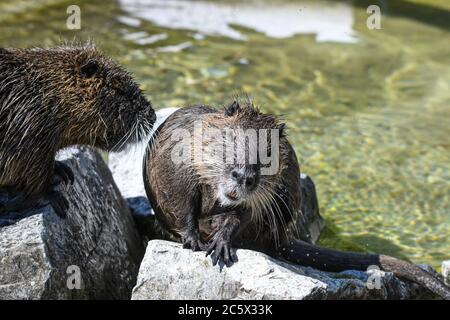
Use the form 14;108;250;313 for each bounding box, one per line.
443;261;450;286
132;240;432;300
0;147;144;299
296;173;324;243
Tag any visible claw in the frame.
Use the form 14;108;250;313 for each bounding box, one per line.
223;244;234;267
181;230;205;252
205;233;236;267
205;241;215;257
212;252;220;266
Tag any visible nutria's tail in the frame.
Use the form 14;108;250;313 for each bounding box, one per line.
276;240;450;300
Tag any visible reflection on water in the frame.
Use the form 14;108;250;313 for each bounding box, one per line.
0;0;449;267
119;0;357;42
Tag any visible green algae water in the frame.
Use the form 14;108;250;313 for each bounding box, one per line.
1;0;448;268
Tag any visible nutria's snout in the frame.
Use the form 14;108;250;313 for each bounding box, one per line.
122;84;155;123
219;165;260;206
137;94;156;128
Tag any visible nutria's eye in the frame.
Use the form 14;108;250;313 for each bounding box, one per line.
80;60;99;78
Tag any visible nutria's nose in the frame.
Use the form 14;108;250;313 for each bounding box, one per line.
231;170;256;189
231;170;244;185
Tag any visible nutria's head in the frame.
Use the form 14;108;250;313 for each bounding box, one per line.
196;101;288;209
23;45;156;151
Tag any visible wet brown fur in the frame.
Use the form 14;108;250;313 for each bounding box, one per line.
0;45;155;213
144;102;301;247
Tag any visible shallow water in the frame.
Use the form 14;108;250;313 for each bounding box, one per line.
0;0;449;267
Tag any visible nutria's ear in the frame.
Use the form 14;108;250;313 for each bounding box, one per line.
224;100;241;116
80;59;99;78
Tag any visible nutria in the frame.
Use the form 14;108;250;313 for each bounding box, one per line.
0;45;155;217
143;101;450;299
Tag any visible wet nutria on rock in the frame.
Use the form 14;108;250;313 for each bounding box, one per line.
143;101;450;299
0;45;156;217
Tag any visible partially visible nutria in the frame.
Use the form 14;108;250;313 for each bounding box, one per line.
0;45;156;217
143;101;450;300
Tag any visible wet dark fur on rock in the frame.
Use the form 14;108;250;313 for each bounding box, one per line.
0;45;155;216
144;101;450;300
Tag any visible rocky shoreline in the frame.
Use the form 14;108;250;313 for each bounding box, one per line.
1;143;446;299
132;240;434;300
0;147;143;299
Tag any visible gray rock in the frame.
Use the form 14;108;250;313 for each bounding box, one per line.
0;147;144;299
442;261;450;286
297;173;324;243
132;240;432;300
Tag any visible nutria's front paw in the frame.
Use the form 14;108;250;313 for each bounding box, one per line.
205;233;238;267
46;190;69;218
54;161;75;186
181;230;206;251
